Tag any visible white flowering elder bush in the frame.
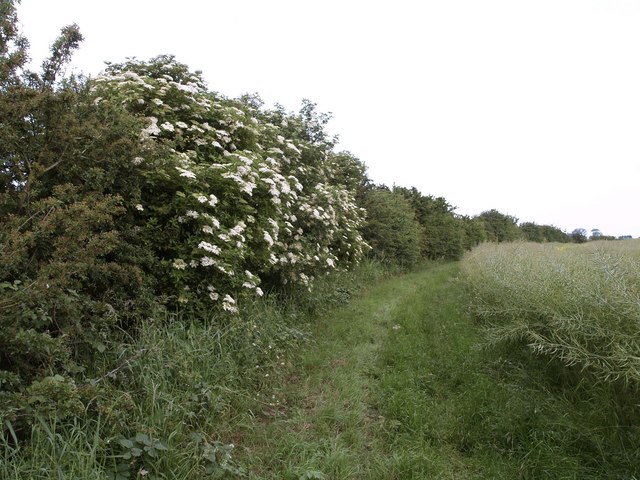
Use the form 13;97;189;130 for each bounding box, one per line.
91;56;368;311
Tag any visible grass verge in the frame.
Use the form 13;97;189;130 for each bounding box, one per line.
237;263;525;479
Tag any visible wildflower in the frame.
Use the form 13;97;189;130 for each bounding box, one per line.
172;259;187;270
222;294;238;313
176;121;188;129
201;256;216;267
263;231;274;247
198;241;221;255
197;195;208;203
207;286;219;301
185;210;199;218
229;222;246;237
208;194;219;206
132;156;144;165
241;181;256;196
286;142;301;154
176;167;196;179
135;204;144;211
202;225;214;234
141;117;161;137
160;122;174;132
255;287;264;297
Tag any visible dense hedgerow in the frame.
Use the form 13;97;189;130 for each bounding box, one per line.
0;0;368;426
360;187;422;267
91;56;369;309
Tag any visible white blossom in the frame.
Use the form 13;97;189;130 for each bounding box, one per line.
176;167;196;179
263;231;274;247
172;259;187;270
222;294;238;313
198;241;221;255
141;117;161;137
201;256;216;267
229;222;246;237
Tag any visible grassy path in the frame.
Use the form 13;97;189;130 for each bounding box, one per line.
238;263;522;479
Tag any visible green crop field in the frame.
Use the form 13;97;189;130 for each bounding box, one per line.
461;239;640;478
462;239;640;386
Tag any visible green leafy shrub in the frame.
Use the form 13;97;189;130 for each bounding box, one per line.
1;5;368;428
476;209;523;243
91;55;368;307
360;187;421;267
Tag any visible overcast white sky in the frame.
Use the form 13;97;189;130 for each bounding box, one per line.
16;0;640;237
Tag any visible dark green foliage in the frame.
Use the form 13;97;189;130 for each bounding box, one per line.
0;1;27;87
571;228;588;243
394;187;467;260
325;151;367;192
477;209;523;242
459;215;487;250
520;222;570;243
1;8;369;429
0;5;157;426
360;187;422;268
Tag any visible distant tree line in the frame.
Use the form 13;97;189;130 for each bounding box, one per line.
357;186;635;266
356;186;585;265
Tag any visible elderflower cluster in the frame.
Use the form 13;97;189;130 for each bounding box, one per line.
92;56;369;312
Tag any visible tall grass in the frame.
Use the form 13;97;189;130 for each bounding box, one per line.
0;260;386;479
461;240;640;477
462;240;640;386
